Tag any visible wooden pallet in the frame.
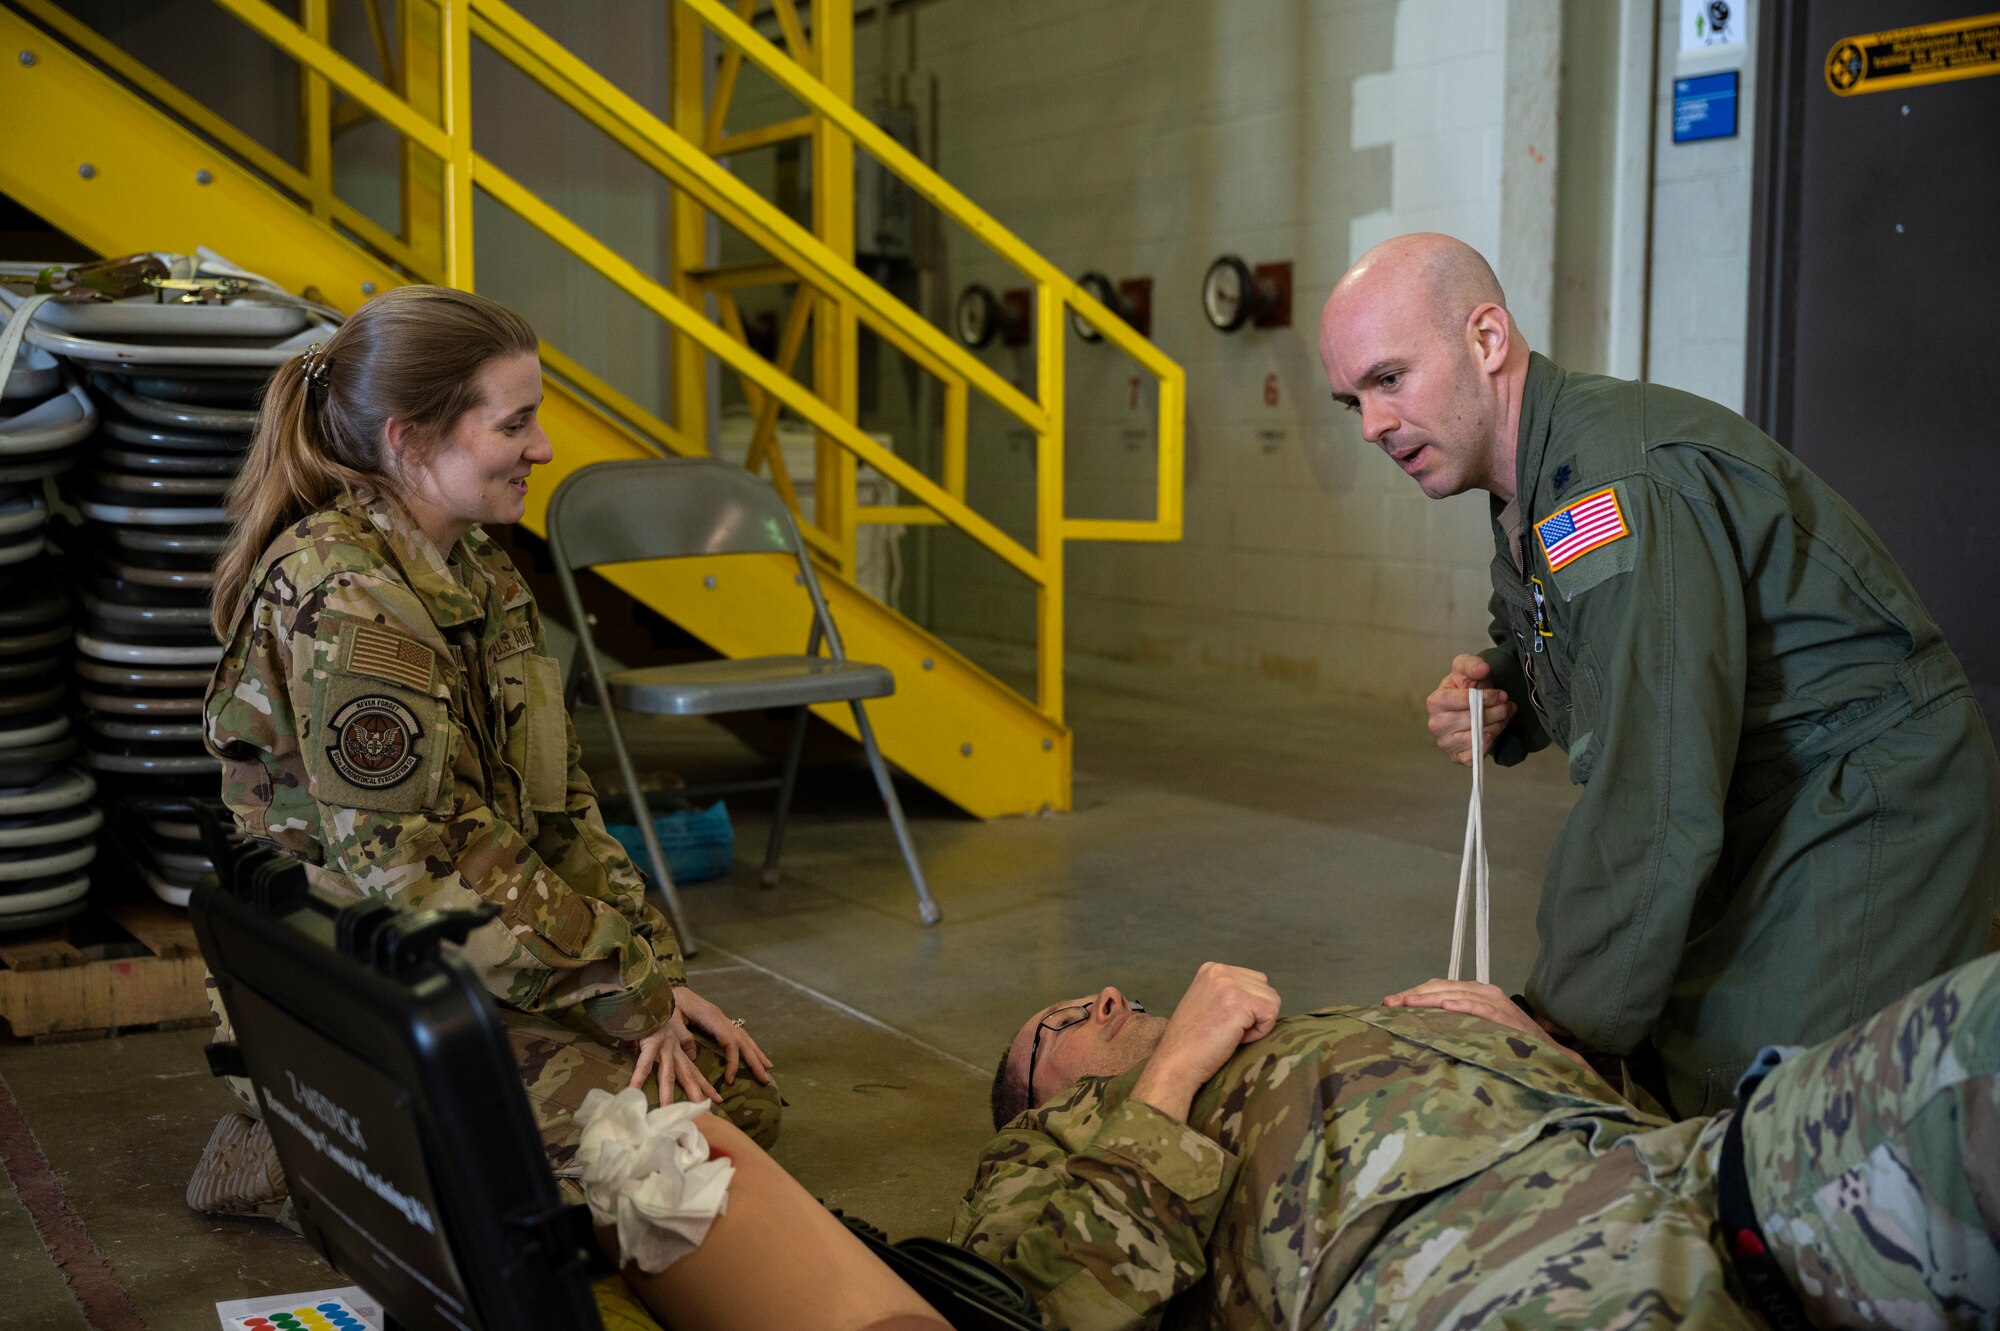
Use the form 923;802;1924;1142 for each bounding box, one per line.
0;898;210;1041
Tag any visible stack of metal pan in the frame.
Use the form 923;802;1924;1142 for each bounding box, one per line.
0;332;99;931
13;277;336;909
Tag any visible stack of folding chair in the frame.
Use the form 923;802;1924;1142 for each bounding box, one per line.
2;253;336;912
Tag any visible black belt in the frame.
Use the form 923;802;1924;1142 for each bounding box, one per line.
1717;1083;1813;1329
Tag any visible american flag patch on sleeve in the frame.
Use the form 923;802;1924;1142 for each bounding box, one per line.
1536;486;1630;571
346;624;437;694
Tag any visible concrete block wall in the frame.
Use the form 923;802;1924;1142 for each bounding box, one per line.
832;0;1562;706
1645;12;1758;413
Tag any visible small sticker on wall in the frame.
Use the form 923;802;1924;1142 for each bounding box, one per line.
1682;0;1743;52
1674;71;1739;142
1825;13;2000;96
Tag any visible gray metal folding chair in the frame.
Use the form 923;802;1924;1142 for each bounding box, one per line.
546;457;939;953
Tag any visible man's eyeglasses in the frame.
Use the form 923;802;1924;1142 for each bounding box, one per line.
1024;997;1145;1105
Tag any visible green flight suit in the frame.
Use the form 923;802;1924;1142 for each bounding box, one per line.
951;953;2000;1330
1480;354;2000;1114
202;496;781;1167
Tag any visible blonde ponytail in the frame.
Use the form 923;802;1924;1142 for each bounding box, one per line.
207;286;538;641
211;355;374;638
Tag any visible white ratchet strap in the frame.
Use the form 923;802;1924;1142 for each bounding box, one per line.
1448;687;1491;984
0;293;55;400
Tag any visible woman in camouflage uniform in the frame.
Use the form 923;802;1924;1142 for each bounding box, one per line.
193;287;779;1219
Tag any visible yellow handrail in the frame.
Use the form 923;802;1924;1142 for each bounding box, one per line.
8;0;1186;728
686;0;1166;371
469;0;1048;434
209;0;449;154
539;342;700;461
5;0;434;282
678;0;1185;550
472;154;1049;585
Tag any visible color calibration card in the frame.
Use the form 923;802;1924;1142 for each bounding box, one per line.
228;1297;376;1331
214;1286;382;1331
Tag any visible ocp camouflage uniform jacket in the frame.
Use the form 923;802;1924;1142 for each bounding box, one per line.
204;495;682;1045
953;1005;1760;1331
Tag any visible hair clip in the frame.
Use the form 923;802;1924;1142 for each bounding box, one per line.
300;342;335;404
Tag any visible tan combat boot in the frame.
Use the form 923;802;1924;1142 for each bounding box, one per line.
185;1111;290;1223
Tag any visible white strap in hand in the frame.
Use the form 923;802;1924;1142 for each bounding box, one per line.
1449;687;1491;984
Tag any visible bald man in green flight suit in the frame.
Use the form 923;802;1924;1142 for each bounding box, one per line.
1317;232;2000;1116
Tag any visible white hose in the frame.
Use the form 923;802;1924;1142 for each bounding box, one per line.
1448;687;1491;984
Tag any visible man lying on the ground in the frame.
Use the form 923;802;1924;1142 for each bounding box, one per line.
954;959;1999;1330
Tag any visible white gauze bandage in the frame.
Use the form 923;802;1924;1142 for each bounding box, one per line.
573;1087;735;1273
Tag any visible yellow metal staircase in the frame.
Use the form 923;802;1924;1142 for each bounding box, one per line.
0;0;1184;818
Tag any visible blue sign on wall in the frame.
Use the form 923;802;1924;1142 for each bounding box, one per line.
1674;70;1739;143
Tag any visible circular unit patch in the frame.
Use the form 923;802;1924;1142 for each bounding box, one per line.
326;695;424;790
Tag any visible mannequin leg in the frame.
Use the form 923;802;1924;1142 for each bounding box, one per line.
606;1113;948;1331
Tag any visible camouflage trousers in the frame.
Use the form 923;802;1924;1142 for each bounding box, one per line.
1743;949;2000;1328
1325;953;1999;1329
503;1005;784;1206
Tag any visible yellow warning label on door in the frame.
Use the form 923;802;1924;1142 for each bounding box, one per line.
1826;12;2000;95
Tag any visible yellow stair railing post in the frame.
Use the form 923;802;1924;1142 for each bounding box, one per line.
298;0;332;223
1035;281;1065;725
669;2;710;455
440;0;474;289
401;0;447;280
811;0;859;582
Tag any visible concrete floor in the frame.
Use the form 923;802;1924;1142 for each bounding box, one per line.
1;654;1577;1330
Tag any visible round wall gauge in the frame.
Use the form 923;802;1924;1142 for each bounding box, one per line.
1202;255;1254;332
955;284;1002;349
1070;271;1117;342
